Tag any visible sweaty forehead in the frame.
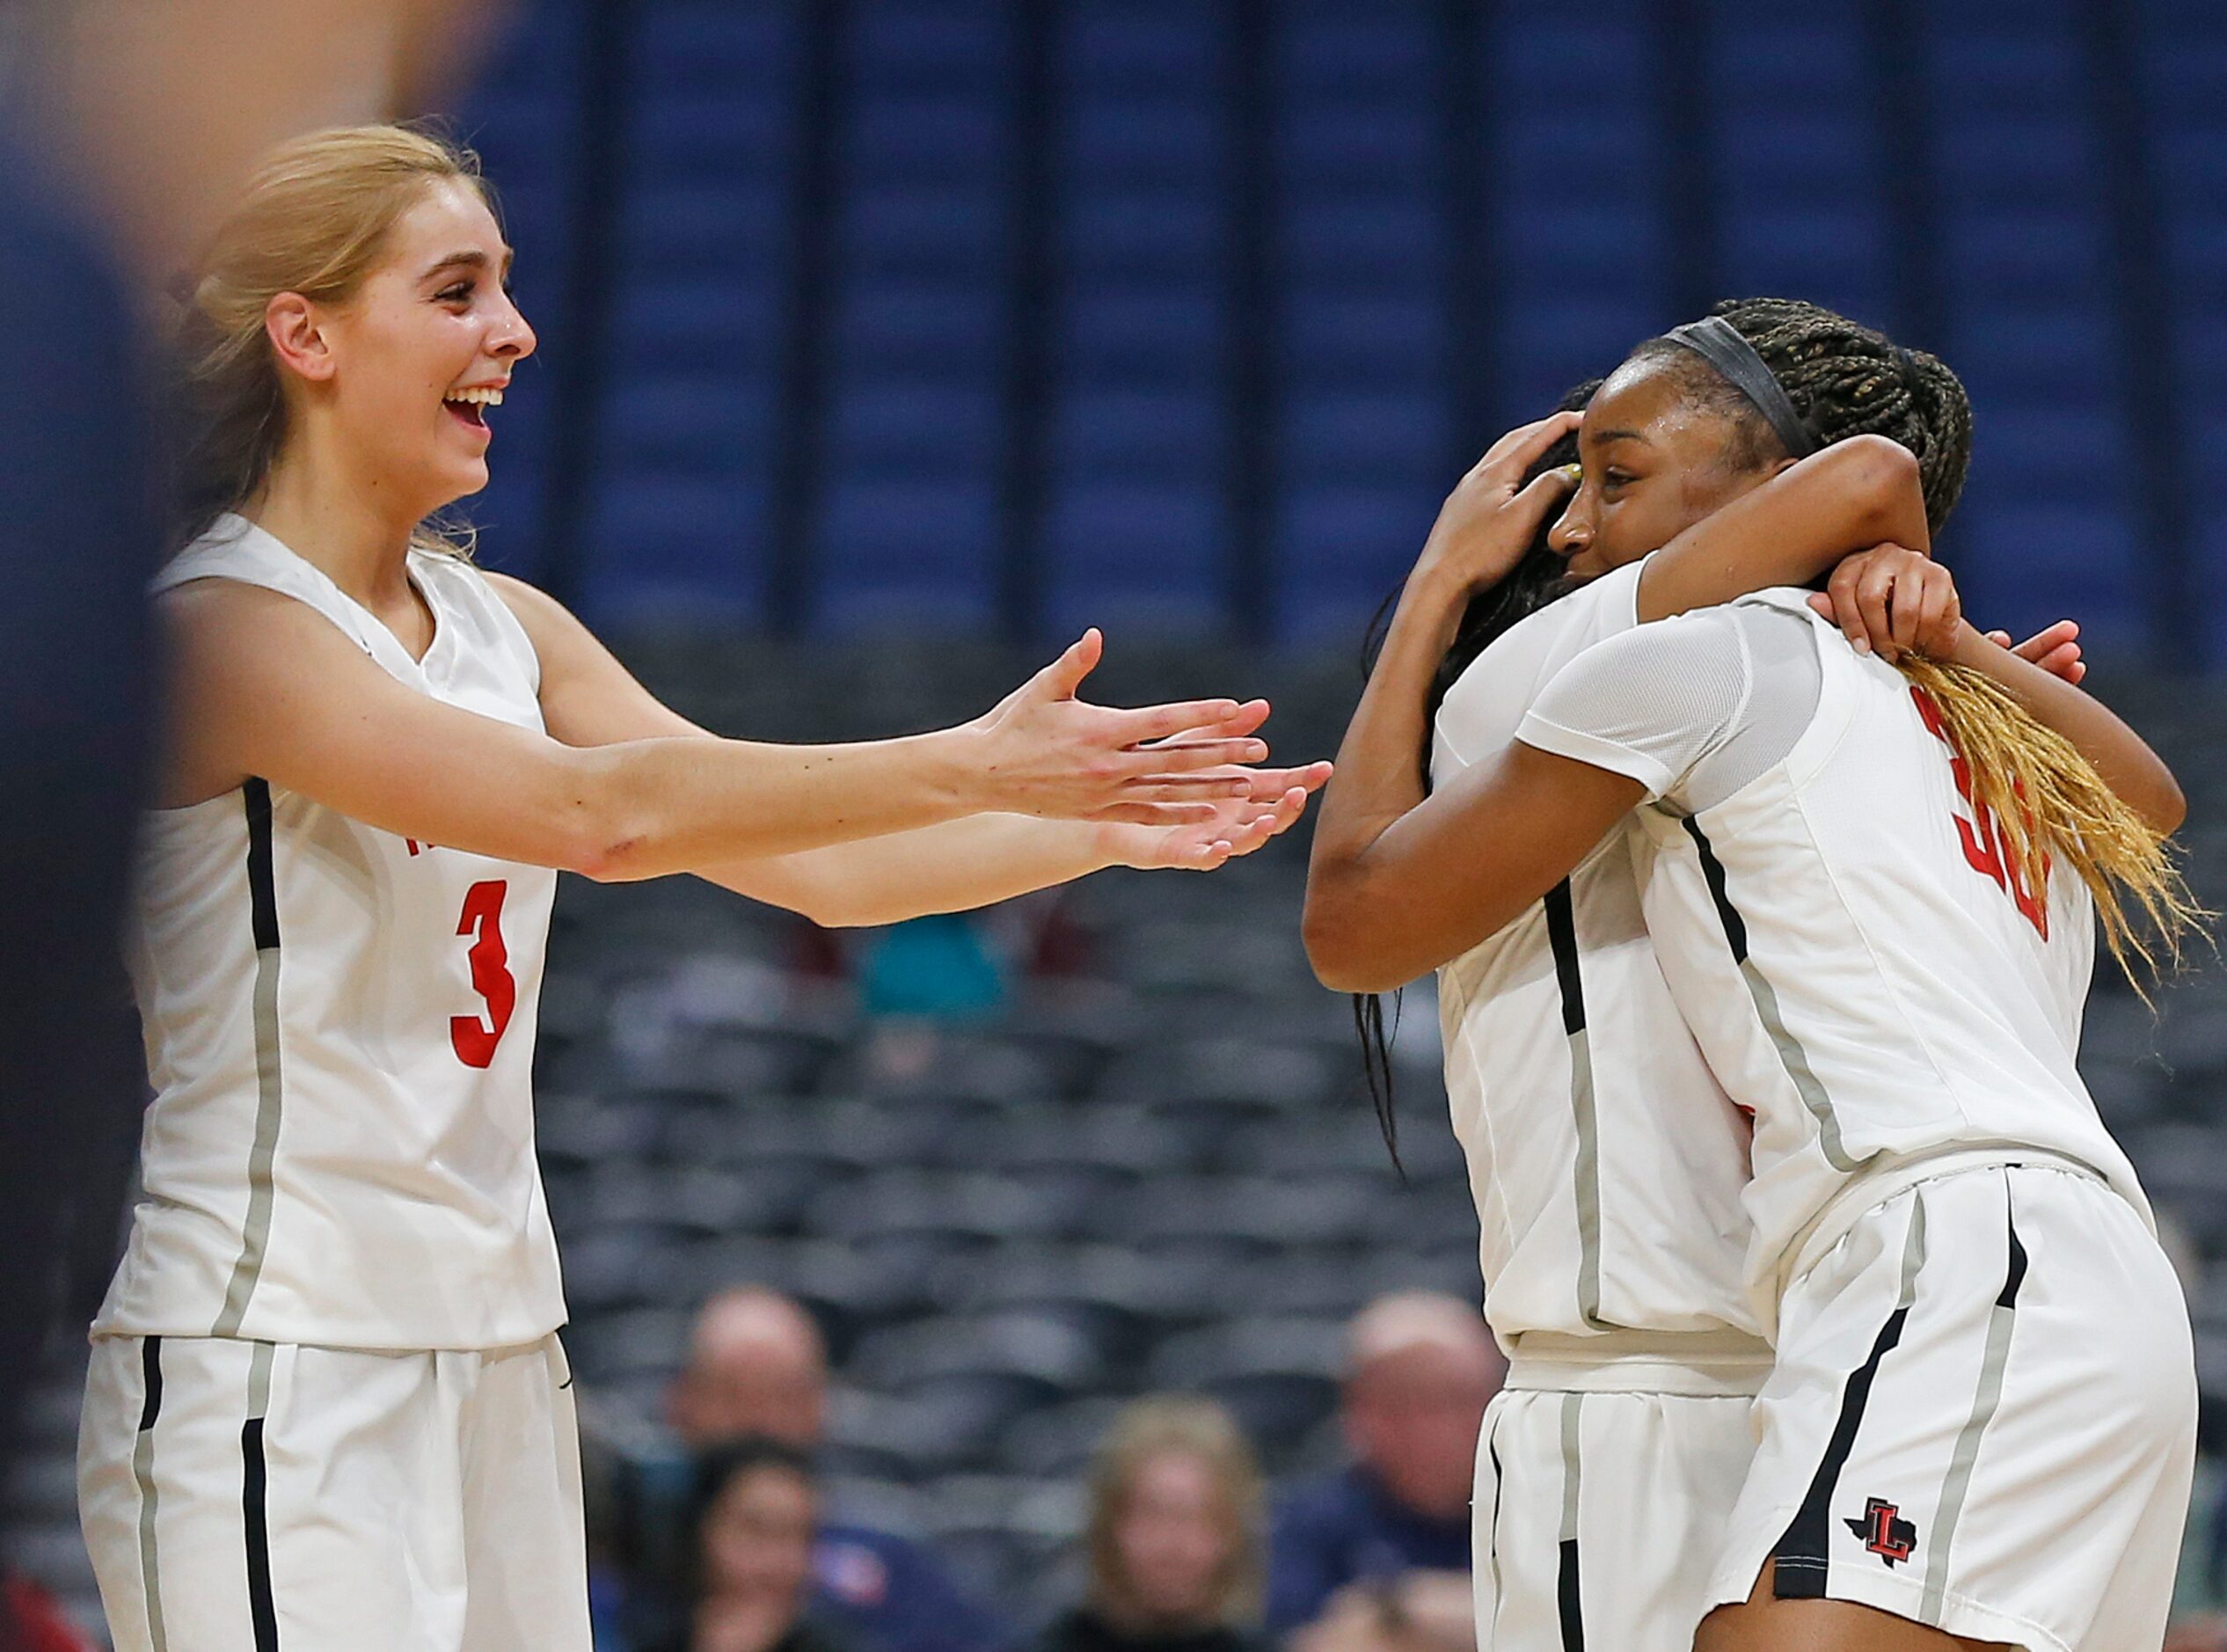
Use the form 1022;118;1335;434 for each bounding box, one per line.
1583;353;1740;448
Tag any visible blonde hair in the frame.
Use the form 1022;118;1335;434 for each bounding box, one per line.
1084;1396;1265;1629
172;122;493;552
1898;657;2209;990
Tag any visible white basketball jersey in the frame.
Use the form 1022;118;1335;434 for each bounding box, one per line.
1520;589;2145;1314
1432;558;1762;1346
95;515;565;1350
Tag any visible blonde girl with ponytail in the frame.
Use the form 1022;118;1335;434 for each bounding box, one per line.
78;124;1323;1652
1305;299;2202;1649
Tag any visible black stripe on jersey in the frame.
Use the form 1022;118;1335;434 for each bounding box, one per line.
1484;1429;1505;1594
1997;1210;2029;1309
137;1337;164;1432
242;1416;279;1648
243;778;281;953
1542;880;1587;1035
1682;817;1749;962
1558;1538;1586;1649
1772;1303;1910;1598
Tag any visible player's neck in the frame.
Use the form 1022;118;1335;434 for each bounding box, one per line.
247;445;423;610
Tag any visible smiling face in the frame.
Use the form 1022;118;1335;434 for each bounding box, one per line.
1547;353;1787;578
1110;1450;1235;1628
699;1461;817;1612
268;176;534;519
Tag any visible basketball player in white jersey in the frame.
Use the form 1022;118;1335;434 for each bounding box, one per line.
1309;309;2196;1649
77;127;1327;1652
1310;300;2085;1649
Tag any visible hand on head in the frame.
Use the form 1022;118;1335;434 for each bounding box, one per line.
1413;412;1585;601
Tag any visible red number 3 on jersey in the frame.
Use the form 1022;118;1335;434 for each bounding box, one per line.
1910;686;2048;939
452;879;516;1068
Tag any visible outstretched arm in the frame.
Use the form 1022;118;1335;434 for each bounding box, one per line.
492;574;1328;920
163;576;1280;882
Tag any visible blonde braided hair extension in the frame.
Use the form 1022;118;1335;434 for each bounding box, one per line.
1897;654;2210;991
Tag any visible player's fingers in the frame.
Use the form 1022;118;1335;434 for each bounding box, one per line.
1267;785;1311;834
1147;699;1272;749
1824;558;1873;654
1118;739;1270;777
1033;628;1103;700
1184;838;1235;870
1909;567;1957;655
1853;560;1897;657
1506;464;1581;528
2037;642;2085;683
1089;800;1222;826
1985;630;2013;648
1110;698;1250;746
2012;619;2080;663
1117;770;1261;800
1221;806;1290;861
1479;409;1584;482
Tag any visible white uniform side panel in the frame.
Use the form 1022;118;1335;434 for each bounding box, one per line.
1431;557;1759;1344
1529;592;2146;1308
99;518;565;1350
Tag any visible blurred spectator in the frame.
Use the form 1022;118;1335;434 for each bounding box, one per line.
1266;1294;1505;1634
1033;1397;1272;1652
859;915;1007;1021
639;1438;854;1652
2160;1209;2227;1649
0;4;506;1639
1286;1575;1475;1652
1;1574;98;1652
663;1288;1007;1652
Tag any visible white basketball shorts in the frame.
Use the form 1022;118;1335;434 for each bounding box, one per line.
1705;1163;2197;1651
1475;1347;1763;1648
78;1332;590;1652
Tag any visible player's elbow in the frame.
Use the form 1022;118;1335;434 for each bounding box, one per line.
2143;770;2188;838
539;750;656;881
1832;434;1924;535
1303;881;1401;994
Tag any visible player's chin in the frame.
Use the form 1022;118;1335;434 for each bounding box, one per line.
434;455;493;501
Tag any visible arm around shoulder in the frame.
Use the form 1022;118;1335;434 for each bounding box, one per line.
1635;434;1928;623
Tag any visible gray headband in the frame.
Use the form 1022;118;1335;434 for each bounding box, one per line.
1663;316;1820;460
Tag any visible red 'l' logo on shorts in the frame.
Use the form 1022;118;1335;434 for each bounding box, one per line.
1844;1497;1917;1568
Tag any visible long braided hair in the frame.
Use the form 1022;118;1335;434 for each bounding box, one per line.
1354;380;1593;1164
1353;296;2200;1159
1665;302;2201;980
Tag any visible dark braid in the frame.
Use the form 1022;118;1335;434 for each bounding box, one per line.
1632;296;1975;532
1353;378;1598;1165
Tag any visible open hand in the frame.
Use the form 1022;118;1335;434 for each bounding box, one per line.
1412;410;1584;603
969;630;1277;825
1107;769;1333;871
1104;705;1333;868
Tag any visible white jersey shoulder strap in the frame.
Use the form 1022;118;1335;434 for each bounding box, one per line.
1721;587;1869;793
154;514;418;676
152;515;537;694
